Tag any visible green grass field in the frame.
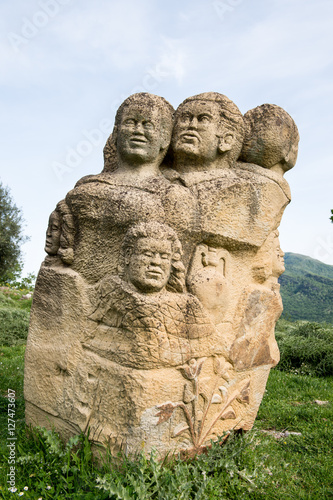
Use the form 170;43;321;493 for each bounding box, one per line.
0;346;332;498
0;286;332;499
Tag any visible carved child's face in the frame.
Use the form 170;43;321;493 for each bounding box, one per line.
126;237;172;293
172;101;222;163
117;105;164;164
45;211;61;255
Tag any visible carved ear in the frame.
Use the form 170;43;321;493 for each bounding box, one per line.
160;128;171;150
218;133;234;153
124;247;132;266
112;125;118;146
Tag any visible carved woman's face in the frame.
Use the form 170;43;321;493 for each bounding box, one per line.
44;211;61;255
126;237;172;293
117;105;164;165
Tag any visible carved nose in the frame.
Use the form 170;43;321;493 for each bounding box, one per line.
188;116;198;128
150;253;162;265
133;122;145;134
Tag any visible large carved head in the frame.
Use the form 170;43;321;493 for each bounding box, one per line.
103;93;174;172
171;92;244;171
240;104;300;174
122;221;185;294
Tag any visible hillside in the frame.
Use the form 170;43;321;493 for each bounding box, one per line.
279;253;333;323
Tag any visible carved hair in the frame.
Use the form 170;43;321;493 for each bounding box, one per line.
55;200;75;265
240;104;300;170
103;93;175;173
175;92;245;165
122;221;185;293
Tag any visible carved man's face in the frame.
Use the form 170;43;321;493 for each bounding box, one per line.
45;211;61;255
117;105;165;164
172;101;222;164
126;237;172;293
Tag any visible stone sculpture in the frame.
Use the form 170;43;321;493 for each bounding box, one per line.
24;91;299;457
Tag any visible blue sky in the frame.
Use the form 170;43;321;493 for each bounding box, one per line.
1;0;333;275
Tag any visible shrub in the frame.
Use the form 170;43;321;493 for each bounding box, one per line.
275;320;333;377
0;307;30;346
0;287;33;311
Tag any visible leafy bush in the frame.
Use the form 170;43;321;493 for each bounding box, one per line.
0;287;33;311
0;307;30;346
275;320;333;377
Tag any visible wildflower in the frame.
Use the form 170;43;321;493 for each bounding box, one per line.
8;487;17;492
18;493;24;497
46;485;52;490
24;487;28;491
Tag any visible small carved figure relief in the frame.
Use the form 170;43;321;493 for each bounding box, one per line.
85;222;217;368
44;208;61;256
252;230;285;285
187;244;230;325
44;200;75;265
229;231;285;371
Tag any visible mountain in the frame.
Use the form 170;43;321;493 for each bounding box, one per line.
279;253;333;323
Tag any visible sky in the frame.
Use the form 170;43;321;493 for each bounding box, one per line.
1;0;333;276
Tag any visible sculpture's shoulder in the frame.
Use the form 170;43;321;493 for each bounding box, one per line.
74;172;116;188
234;162;291;201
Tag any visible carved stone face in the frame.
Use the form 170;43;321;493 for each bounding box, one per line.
45;211;61;255
126;237;173;293
272;235;285;277
117;105;164;164
172;101;221;163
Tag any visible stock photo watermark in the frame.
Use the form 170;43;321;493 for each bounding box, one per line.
313;234;333;263
212;0;243;21
7;389;17;493
7;0;72;51
52;60;175;181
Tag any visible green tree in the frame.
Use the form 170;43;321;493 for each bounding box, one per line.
330;209;333;223
0;181;28;283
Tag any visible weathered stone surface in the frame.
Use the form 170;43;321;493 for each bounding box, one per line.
24;91;299;458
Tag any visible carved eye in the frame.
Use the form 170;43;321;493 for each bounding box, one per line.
198;114;211;123
124;119;136;126
143;121;154;130
143;251;153;258
161;253;170;260
180;113;191;123
51;224;59;231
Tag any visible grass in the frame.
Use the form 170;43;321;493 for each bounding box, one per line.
0;344;332;499
0;287;31;347
0;289;332;498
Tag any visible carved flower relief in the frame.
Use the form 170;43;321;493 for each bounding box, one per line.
155;357;250;450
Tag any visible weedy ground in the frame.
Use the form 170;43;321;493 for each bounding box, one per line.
0;290;332;499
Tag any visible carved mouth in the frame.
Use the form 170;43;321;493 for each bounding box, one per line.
146;269;163;278
130;137;147;144
180;132;200;142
